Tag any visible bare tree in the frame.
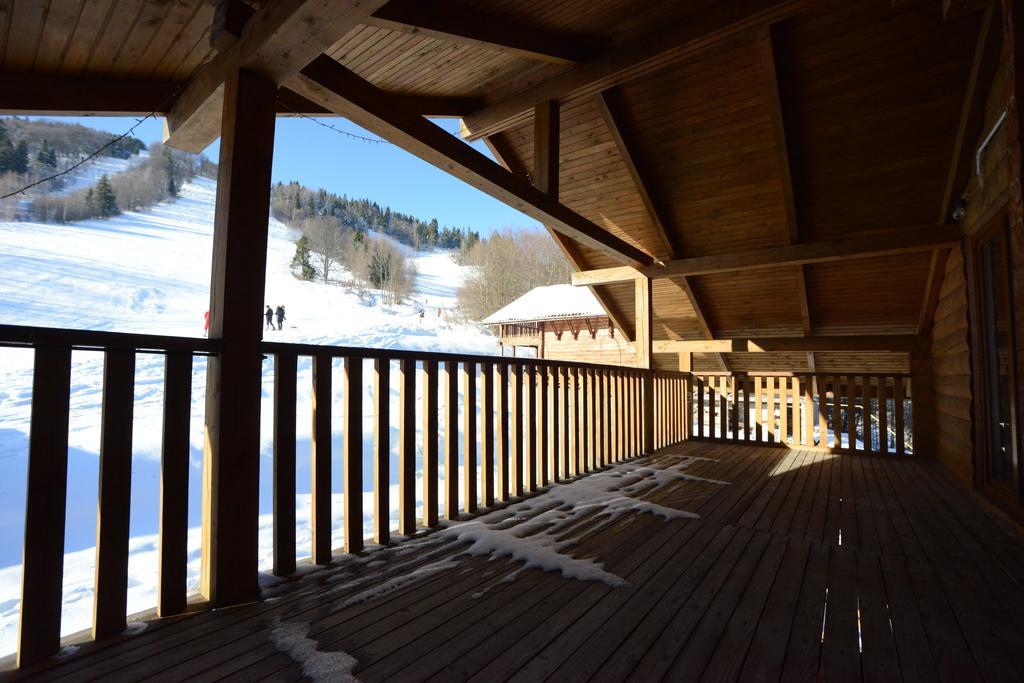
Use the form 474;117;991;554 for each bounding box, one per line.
305;216;347;283
457;229;572;321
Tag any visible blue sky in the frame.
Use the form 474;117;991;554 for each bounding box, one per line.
28;114;539;236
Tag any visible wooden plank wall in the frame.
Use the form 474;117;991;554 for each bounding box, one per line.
931;246;973;485
541;325;636;367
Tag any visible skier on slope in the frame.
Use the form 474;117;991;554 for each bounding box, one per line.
275;305;286;331
264;306;274;331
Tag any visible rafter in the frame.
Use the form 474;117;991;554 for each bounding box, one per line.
165;0;388;153
939;4;1001;222
366;0;599;65
276;87;483;118
461;0;811;140
595;88;727;370
291;56;654;268
572;225;962;284
482;133;635;343
0;74;180;116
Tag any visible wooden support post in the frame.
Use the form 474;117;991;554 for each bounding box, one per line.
373;358;390;544
343;357;363;553
496;364;509;501
312;355;333;563
462;361;477;513
480;362;494;507
200;69;276;606
510;364;523;495
444;361;459;517
18;346;72;666
422;360;439;526
93;350;135;640
272;353;297;578
398;359;416;535
160;351;193;614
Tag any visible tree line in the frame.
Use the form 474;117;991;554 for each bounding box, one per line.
29;144;209;223
270;181;481;252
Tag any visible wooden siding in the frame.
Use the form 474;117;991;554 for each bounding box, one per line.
932;246;972;485
542;321;636;367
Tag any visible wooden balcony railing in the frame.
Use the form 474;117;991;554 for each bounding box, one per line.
690;372;914;455
0;324;688;668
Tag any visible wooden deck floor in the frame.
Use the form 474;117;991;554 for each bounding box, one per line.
9;442;1024;682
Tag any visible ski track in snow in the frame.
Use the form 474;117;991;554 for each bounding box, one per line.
0;177;498;655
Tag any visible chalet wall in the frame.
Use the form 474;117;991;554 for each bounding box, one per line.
542;326;636;367
929;21;1011;487
931;245;973;486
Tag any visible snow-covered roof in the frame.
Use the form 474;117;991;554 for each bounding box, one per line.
482;284;607;325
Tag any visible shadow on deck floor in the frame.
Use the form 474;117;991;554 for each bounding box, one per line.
7;442;1024;681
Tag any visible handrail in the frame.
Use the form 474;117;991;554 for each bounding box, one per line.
0;323;218;355
260;339;654;373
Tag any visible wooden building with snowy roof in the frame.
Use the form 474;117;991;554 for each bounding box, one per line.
484;284;636;365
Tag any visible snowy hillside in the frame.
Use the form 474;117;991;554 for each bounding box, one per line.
0;177;498;655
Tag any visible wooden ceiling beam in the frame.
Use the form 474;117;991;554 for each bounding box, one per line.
291;56;655;268
939;4;1001;223
165;0;388;153
574;227;961;284
366;0;599;65
461;0;811;140
655;336;926;354
0;74;181;115
482;133;635;343
572;225;962;284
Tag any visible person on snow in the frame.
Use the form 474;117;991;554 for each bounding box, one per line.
264;306;274;331
275;305;286;331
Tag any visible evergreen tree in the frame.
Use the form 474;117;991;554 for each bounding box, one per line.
163;148;178;197
0;137;11;174
94;175;119;217
36;140;57;170
291;235;316;280
11;140;29;174
85;188;96;215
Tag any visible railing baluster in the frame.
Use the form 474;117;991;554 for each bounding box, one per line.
313;354;333;562
895;376;905;456
779;376;788;446
878;375;889;455
444;360;459;517
495;363;509;502
538;365;549;485
373;358;390;545
524;364;536;491
589;368;598;469
846;374;856;451
422;360;439;526
480;362;494;508
547;365;558;482
510;363;523;496
589;368;598;471
161;351;194;612
19;345;72;666
802;374;814;448
565;368;573;475
829;376;839;448
569;367;580;473
343;357;363;553
696;376;704;439
719;375;728;441
93;349;136;640
816;376;826;447
399;359;416;533
462;361;477;514
861;375;872;454
615;370;624;461
729;376;738;442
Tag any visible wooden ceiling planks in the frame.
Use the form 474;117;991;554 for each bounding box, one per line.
0;0;985;374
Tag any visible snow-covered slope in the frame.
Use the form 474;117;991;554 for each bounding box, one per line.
0;178;497;654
